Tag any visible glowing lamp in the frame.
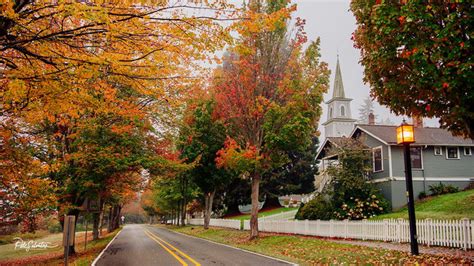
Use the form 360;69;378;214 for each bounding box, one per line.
397;119;419;255
397;121;415;144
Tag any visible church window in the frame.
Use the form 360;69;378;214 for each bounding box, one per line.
340;105;345;116
329;108;333;118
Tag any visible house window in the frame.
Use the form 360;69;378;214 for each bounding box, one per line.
446;147;460;159
410;147;422;169
340;106;345;117
372;147;383;172
464;147;472;156
434;146;442;156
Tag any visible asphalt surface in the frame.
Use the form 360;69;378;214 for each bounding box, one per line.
94;224;292;266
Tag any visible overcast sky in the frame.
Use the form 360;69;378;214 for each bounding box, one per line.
223;0;438;138
291;0;439;138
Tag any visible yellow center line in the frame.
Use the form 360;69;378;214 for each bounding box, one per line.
144;230;188;266
145;228;201;266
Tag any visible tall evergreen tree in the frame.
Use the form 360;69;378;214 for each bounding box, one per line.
358;96;378;124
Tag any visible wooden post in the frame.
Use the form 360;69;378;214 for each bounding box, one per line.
462;218;470;251
84;215;88;251
305;220;309;235
344;219;348;239
329;220;334;238
383;219;388;242
63;215;76;266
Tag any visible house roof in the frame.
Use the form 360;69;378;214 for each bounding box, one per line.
315;137;345;160
353;124;474;146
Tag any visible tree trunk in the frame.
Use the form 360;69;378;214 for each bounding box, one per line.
250;175;260;239
180;199;186;226
99;206;105;237
92;212;100;240
108;205;121;232
175;205;179;225
203;190;215;230
107;206;113;232
92;199;103;240
177;200;182;226
114;206;121;230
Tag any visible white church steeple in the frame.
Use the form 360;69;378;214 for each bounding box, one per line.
322;56;356;138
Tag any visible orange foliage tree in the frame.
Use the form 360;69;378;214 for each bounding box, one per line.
1;0;234;252
214;0;329;238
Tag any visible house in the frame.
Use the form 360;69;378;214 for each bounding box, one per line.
315;55;474;209
316;121;474;209
350;123;474;209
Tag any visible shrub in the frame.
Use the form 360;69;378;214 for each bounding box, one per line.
418;191;427;200
295;195;334;220
429;183;459;196
334;194;389;220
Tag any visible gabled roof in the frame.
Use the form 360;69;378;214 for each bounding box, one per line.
315;137;347;160
351;124;474;146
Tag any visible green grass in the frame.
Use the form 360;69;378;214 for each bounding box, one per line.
374;189;474;220
0;230;50;245
167;225;468;265
225;207;298;221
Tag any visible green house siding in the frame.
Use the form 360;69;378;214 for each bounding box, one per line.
358;131;474;209
391;146;474;178
357;132;390;180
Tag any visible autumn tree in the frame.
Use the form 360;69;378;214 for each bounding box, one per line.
0;133;56;232
178;100;234;229
351;1;473;138
1;0;233;252
214;0;329;238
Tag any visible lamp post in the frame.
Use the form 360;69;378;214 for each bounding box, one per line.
397;120;419;255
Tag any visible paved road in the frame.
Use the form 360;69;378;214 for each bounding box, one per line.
94;224;293;266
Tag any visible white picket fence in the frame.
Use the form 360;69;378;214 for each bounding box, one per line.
259;210;298;221
187;218;474;250
188;218;241;230
241;218;474;250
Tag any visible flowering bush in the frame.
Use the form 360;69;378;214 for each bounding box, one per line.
334;194;388;220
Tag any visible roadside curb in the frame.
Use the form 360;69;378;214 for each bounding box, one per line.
157;225;298;266
91;229;123;266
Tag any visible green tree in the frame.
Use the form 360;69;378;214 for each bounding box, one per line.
262;136;319;201
178;101;234;229
351;1;473;138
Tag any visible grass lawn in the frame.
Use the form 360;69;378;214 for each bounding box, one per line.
0;229;119;265
168;225;469;265
374;189;474;220
225;207;298;221
0;230;51;245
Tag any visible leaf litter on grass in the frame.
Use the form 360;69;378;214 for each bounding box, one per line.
172;226;472;265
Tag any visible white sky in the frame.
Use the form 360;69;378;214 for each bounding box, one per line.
292;0;438;139
225;0;439;139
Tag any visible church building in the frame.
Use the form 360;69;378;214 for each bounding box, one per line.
321;56;356;138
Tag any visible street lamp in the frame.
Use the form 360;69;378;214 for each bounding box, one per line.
397;120;419;255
